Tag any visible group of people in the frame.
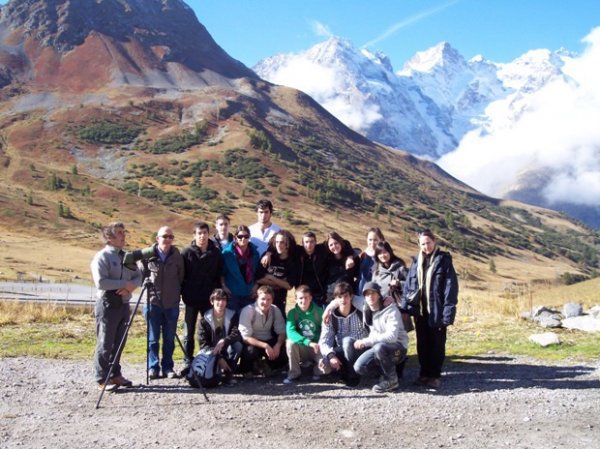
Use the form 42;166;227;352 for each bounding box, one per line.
90;199;459;393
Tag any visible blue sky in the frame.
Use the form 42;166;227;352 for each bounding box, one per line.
0;0;597;68
190;0;600;68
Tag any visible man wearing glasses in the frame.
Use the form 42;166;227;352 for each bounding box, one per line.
181;222;224;376
140;226;184;379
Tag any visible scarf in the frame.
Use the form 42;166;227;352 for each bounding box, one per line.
416;246;439;306
234;242;254;284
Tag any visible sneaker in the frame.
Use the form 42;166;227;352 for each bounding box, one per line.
164;370;177;379
110;375;133;388
97;382;118;392
311;374;321;381
255;359;273;377
344;376;361;388
148;369;159;380
373;376;399;393
283;376;298;385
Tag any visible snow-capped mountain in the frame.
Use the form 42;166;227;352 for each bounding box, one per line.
254;38;600;229
254;38;572;159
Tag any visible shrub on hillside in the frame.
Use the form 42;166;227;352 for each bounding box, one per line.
77;122;143;145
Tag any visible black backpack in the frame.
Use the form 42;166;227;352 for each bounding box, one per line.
187;350;221;389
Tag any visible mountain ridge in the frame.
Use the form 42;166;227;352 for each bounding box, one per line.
0;0;597;283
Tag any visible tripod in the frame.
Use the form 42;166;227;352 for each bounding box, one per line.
95;264;209;409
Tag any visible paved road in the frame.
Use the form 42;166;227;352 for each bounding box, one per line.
0;281;98;305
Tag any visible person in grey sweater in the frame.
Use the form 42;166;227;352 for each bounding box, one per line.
238;285;287;375
90;222;142;391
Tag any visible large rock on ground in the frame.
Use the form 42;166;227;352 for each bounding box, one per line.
563;303;583;318
561;316;600;332
528;332;561;347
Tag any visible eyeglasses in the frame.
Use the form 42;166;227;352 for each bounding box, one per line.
160;234;175;240
236;234;250;240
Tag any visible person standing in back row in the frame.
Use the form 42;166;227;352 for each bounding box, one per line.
402;229;458;390
249;199;281;256
180;222;223;376
140;226;184;380
210;213;234;252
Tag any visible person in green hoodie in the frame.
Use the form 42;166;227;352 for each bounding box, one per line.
283;285;325;384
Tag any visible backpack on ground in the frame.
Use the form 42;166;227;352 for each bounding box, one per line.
187;350;221;389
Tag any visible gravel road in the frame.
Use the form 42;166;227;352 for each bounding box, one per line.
1;355;599;449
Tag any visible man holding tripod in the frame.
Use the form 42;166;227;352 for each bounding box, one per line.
140;226;185;379
91;222;142;391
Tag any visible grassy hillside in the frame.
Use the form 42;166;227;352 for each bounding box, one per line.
0;82;598;288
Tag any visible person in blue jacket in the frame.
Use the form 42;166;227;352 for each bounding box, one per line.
221;224;261;313
402;229;458;389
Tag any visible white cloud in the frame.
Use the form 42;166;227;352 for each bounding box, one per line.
438;27;600;207
266;57;382;133
362;0;461;49
310;20;333;39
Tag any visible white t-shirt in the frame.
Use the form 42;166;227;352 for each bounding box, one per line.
248;222;281;256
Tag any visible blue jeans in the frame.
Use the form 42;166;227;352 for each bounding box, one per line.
144;305;180;373
227;294;254;315
329;336;364;382
354;341;406;381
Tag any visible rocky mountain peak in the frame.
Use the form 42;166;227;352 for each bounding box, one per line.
0;0;255;89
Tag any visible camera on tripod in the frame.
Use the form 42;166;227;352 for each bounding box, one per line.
122;246;156;271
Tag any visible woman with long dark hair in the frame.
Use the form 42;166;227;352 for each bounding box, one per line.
256;229;299;316
324;231;358;302
402;229;458;389
372;240;407;299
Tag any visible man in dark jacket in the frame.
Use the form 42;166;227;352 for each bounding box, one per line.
297;232;329;307
209;213;234;252
180;222;223;375
140;226;184;379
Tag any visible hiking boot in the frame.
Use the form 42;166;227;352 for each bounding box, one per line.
97;382;118;392
426;377;441;389
111;375;133;388
373;375;399;393
164;370;177;379
148;369;159;380
311;374;321;381
414;376;429;386
179;366;190;378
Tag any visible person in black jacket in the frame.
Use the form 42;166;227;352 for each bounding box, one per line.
256;230;299;316
402;229;458;389
180;222;223;376
297;232;329;307
196;289;242;384
324;231;359;302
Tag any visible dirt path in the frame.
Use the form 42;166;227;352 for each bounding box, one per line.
1;355;599;449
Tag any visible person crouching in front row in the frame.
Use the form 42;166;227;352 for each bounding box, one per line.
353;281;408;393
238;285;287;377
197;288;243;386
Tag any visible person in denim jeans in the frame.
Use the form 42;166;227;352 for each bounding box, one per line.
141;226;185;379
353;282;408;393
